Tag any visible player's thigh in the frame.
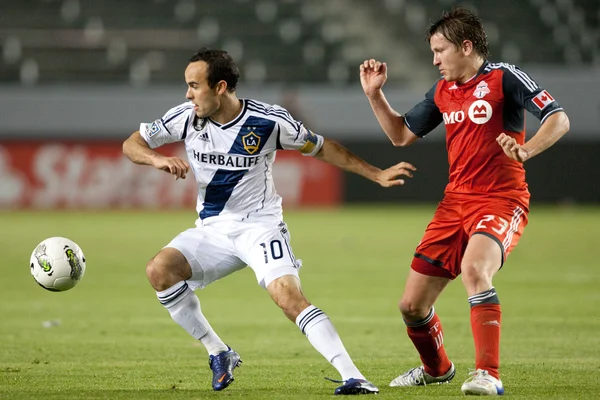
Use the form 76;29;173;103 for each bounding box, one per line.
413;198;467;279
465;199;529;266
236;220;301;289
166;226;246;290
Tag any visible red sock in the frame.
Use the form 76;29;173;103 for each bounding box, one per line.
470;304;501;379
406;311;453;377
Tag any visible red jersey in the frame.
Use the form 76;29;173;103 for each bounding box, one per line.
404;61;563;205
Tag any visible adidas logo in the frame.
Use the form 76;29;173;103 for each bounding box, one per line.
199;131;210;142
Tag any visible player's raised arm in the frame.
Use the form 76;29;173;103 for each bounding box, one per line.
315;138;416;187
123;131;190;180
496;65;570;163
360;59;420;147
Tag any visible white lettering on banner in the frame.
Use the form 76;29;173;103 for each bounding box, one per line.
443;110;465;125
0;143;341;209
0;147;26;207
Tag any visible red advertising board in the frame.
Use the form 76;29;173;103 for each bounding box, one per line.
0;141;341;209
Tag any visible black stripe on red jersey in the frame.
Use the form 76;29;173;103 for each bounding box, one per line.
485;62;563;132
404;61;563;138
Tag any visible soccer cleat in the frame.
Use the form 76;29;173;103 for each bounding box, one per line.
333;378;379;395
461;369;504;396
389;363;455;387
208;347;242;391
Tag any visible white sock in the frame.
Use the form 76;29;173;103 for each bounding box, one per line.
157;281;229;356
295;305;365;381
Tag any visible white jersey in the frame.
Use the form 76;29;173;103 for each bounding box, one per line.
139;98;324;222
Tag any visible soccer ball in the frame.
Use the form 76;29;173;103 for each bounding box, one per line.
30;237;86;292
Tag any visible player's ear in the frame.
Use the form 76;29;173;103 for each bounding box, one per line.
215;80;228;95
461;39;473;56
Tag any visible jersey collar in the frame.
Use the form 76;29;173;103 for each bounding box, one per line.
456;60;489;86
208;99;248;130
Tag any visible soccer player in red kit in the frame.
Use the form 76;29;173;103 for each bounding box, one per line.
360;7;570;396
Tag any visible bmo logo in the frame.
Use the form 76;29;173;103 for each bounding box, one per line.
468;100;492;124
442;110;465;125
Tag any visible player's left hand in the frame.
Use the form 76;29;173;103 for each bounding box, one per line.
375;162;416;187
496;133;530;163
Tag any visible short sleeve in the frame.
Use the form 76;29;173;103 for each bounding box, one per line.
502;65;563;124
271;104;324;156
403;80;443;137
139;102;194;149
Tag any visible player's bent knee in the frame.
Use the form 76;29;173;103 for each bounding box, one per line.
146;258;172;291
461;264;494;292
399;297;431;321
145;250;192;291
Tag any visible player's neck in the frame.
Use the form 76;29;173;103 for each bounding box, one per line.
457;58;485;84
211;95;243;125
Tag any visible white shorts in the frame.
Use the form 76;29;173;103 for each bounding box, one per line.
166;218;302;290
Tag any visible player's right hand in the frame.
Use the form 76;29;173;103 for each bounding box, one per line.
152;155;190;180
360;59;388;98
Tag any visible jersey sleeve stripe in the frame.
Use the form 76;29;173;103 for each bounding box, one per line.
247;101;298;127
246;104;302;134
159;118;173;136
540;107;564;124
510;67;538;92
246;100;301;131
164;106;193;124
181;115;190;140
487;62;538;92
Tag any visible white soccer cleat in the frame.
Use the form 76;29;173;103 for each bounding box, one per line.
389;363;455;387
461;369;504;396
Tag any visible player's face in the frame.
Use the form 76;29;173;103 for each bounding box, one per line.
185;61;220;118
430;32;469;82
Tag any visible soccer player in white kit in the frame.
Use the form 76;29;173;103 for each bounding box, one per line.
123;48;416;395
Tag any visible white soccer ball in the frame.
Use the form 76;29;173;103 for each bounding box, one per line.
30;237;86;292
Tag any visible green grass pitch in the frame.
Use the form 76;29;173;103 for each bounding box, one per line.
1;205;599;399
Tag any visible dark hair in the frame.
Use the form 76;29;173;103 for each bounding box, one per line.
427;7;489;59
189;47;240;92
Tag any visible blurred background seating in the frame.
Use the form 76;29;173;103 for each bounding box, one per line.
2;0;599;87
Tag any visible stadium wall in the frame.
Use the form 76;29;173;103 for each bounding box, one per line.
0;138;597;209
341;140;600;204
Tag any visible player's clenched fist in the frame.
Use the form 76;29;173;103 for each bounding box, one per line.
496;133;530;163
375;162;417;187
152;155;190;180
360;59;388;98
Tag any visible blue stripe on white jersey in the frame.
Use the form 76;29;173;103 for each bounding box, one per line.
140;98;324;222
199;169;249;219
228;116;276;155
199;115;276;220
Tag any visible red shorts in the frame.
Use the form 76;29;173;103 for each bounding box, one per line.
412;194;529;279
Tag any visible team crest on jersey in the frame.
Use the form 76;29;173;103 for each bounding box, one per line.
473;81;490;99
242;130;260;154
